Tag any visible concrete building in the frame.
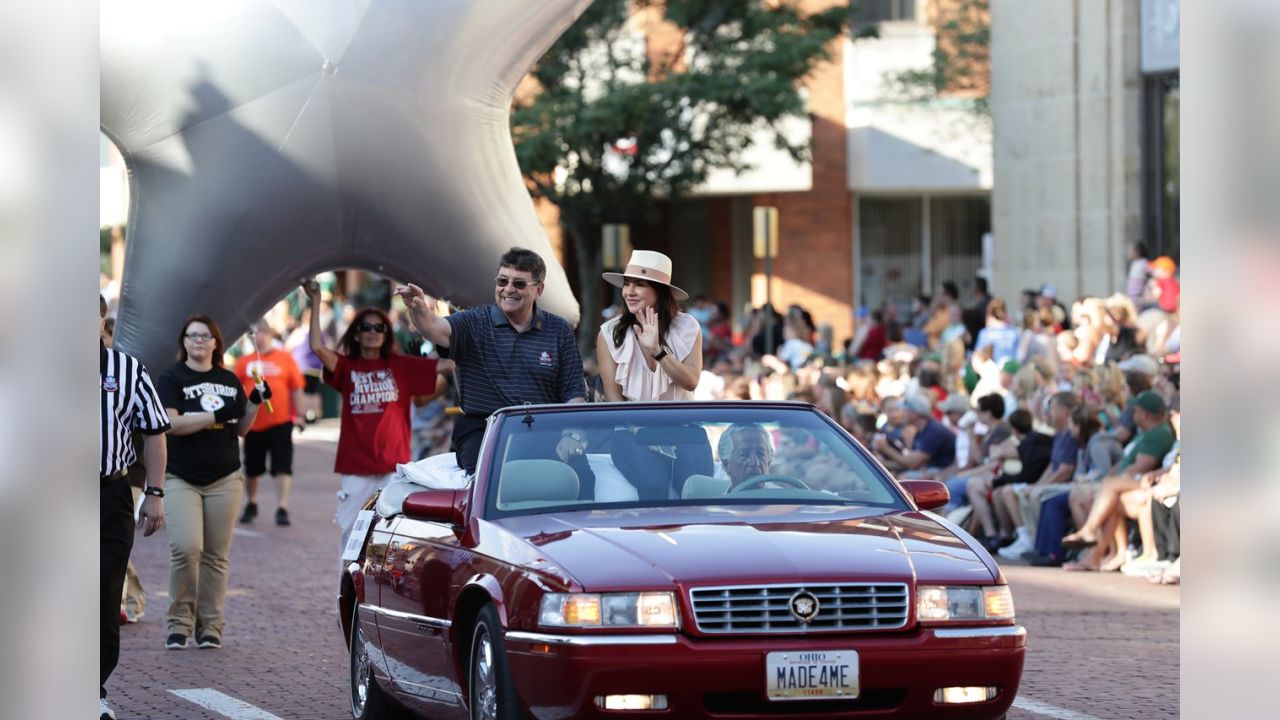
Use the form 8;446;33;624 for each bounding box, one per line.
989;0;1178;302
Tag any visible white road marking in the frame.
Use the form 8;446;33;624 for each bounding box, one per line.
1013;697;1105;720
170;689;284;720
233;528;263;538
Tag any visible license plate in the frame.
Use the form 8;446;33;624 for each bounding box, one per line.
766;650;859;700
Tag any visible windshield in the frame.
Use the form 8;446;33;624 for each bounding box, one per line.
483;405;907;518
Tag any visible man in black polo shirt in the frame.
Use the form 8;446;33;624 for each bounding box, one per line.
396;247;585;473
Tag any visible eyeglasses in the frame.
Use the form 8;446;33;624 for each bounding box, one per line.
184;332;213;342
495;277;539;290
357;322;388;334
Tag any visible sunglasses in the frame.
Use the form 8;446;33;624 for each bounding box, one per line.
184;332;213;342
357;322;388;334
495;277;538;290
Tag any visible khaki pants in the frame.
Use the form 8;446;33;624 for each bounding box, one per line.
164;471;243;640
122;486;145;619
1017;484;1071;542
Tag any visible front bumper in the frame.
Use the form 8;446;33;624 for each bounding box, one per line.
504;625;1025;719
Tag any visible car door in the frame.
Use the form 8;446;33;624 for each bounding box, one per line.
378;514;467;710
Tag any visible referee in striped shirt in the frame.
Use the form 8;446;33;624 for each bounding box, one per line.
100;295;170;720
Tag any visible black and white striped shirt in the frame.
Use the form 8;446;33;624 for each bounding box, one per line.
100;341;170;477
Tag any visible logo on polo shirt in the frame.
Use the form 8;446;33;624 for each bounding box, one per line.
538;351;553;367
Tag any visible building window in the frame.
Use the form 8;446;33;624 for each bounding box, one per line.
852;0;918;27
858;197;922;310
1143;73;1179;261
858;194;989;313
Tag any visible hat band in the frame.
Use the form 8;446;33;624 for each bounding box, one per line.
623;263;671;285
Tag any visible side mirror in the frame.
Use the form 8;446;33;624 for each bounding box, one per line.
899;480;949;511
403;489;466;525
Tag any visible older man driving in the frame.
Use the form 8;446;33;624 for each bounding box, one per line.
718;424;775;488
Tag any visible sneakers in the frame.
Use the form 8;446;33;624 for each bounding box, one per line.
100;697;116;720
123;605;143;624
197;635;222;649
997;534;1034;560
239;501;259;524
275;507;291;526
165;633;189;650
1121;558;1170;577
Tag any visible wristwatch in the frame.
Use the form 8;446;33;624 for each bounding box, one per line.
652;347;669;362
143;486;165;498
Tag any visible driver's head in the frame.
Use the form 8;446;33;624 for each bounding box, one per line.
719;424;774;487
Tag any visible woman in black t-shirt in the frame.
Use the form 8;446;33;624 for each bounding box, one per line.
156;316;263;650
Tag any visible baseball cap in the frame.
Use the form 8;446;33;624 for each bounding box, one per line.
1000;359;1021;375
1133;390;1167;415
1151;256;1177;275
939;394;970;415
902;393;933;417
1118;354;1159;376
1039;283;1057;299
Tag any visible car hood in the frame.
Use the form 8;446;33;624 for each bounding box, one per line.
493;505;997;591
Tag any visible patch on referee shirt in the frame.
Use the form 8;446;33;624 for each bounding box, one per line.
538;351;553;367
102;375;119;393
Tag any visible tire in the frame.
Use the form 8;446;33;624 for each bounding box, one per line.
469;604;521;720
349;605;405;720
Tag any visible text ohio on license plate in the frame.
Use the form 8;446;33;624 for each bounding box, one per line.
766;650;859;700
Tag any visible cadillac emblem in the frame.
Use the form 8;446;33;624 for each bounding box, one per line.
789;590;820;624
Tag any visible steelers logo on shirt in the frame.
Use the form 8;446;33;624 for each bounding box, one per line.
200;394;226;413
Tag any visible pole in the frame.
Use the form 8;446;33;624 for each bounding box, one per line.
763;251;775;356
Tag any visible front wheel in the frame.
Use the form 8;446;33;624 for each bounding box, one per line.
469;604;520;720
350;605;404;720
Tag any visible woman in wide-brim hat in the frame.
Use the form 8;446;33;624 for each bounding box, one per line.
597;250;703;401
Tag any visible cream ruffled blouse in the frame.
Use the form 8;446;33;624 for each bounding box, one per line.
600;312;701;401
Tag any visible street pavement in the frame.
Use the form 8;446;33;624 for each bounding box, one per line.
109;422;1178;720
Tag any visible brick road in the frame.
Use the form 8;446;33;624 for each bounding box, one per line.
109;423;1179;719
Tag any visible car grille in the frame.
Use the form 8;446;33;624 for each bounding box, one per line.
689;583;909;634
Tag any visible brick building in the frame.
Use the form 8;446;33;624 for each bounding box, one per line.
536;0;994;346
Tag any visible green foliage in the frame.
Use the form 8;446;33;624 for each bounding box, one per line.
513;1;864;347
883;0;989;114
514;0;853;229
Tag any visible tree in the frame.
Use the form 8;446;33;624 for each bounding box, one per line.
884;0;989;113
513;0;871;351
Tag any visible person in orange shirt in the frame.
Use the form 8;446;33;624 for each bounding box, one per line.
233;320;306;526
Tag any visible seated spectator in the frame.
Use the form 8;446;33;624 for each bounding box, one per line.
974;298;1020;365
998;392;1080;560
1061;390;1177;571
1144;457;1180;584
877;396;913;453
967;408;1053;552
777;321;814;371
843;409;879;448
940;393;1014;514
1028;407;1126;566
871;393;955;473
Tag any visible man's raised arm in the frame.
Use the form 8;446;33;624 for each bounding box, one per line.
394;284;452;348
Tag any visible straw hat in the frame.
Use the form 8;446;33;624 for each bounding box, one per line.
602;250;689;301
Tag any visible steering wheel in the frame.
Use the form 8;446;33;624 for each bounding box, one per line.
729;473;810;493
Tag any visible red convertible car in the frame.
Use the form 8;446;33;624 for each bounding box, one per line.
339;402;1025;720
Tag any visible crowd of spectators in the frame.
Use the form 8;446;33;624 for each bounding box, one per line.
104;246;1181;584
633;246;1182;584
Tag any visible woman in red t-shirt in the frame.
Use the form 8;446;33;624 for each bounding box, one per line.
302;280;450;550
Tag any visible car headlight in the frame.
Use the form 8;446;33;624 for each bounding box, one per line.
917;585;1014;622
539;592;678;629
